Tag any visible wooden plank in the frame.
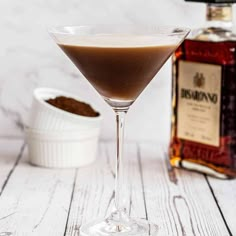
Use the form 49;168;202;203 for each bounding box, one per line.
0;139;24;196
65;142;147;235
207;176;236;235
139;143;230;236
125;142;147;219
65;143;115;235
0;145;76;235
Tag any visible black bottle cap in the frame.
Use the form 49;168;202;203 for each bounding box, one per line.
185;0;236;3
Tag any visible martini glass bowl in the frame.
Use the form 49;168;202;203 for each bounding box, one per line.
49;25;189;236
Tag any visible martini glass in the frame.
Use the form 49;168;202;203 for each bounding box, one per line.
49;25;189;236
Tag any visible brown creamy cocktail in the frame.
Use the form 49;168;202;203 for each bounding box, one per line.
59;42;176;101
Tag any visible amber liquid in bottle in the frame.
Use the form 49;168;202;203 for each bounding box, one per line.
170;3;236;178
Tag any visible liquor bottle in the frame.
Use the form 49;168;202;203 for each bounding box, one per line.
170;0;236;178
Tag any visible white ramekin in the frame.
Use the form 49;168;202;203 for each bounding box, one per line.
28;88;102;131
25;127;100;168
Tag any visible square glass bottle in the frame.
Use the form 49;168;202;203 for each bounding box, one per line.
170;0;236;178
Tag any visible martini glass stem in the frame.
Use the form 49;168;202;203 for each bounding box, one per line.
115;110;127;212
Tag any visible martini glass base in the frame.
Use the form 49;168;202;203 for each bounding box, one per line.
103;97;134;111
80;210;158;236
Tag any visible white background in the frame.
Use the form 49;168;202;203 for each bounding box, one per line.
0;0;234;143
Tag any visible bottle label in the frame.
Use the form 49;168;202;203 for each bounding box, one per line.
177;60;221;147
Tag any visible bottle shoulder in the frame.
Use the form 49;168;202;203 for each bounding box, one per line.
176;33;236;65
190;27;236;42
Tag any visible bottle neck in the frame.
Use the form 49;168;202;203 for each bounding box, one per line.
205;3;233;28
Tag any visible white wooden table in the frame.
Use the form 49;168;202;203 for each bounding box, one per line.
0;138;235;236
